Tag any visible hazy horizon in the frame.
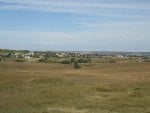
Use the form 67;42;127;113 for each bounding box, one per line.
0;0;150;51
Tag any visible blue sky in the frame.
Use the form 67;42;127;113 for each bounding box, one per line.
0;0;150;51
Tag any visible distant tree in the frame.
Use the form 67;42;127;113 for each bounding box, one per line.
142;56;149;60
19;50;29;54
6;53;12;58
77;58;88;63
71;57;76;63
87;55;92;63
33;53;40;58
18;54;24;59
44;53;49;59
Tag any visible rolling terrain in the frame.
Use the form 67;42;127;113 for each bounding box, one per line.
0;61;150;113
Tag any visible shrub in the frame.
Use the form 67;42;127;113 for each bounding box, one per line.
74;62;81;69
15;59;26;62
71;57;76;63
77;58;88;63
60;60;71;64
87;56;92;63
109;60;116;63
38;58;48;63
144;59;150;62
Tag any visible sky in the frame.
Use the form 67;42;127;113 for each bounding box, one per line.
0;0;150;51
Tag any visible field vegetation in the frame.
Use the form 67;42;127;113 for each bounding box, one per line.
0;58;150;113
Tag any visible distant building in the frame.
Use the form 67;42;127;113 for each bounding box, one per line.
117;55;124;58
14;53;24;58
56;53;64;58
25;52;34;60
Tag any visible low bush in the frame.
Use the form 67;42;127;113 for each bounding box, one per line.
15;59;26;62
60;60;71;64
144;59;150;62
38;58;48;63
74;62;81;69
109;60;116;63
77;58;88;63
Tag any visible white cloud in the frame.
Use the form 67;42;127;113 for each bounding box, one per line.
0;0;150;15
0;0;150;51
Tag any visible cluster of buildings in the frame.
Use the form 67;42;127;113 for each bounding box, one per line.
0;49;149;62
0;51;68;61
0;51;34;60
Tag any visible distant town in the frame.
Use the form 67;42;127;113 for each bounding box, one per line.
0;49;150;64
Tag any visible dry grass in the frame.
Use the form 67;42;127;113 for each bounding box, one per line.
0;61;150;113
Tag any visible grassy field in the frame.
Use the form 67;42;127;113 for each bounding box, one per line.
0;61;150;113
